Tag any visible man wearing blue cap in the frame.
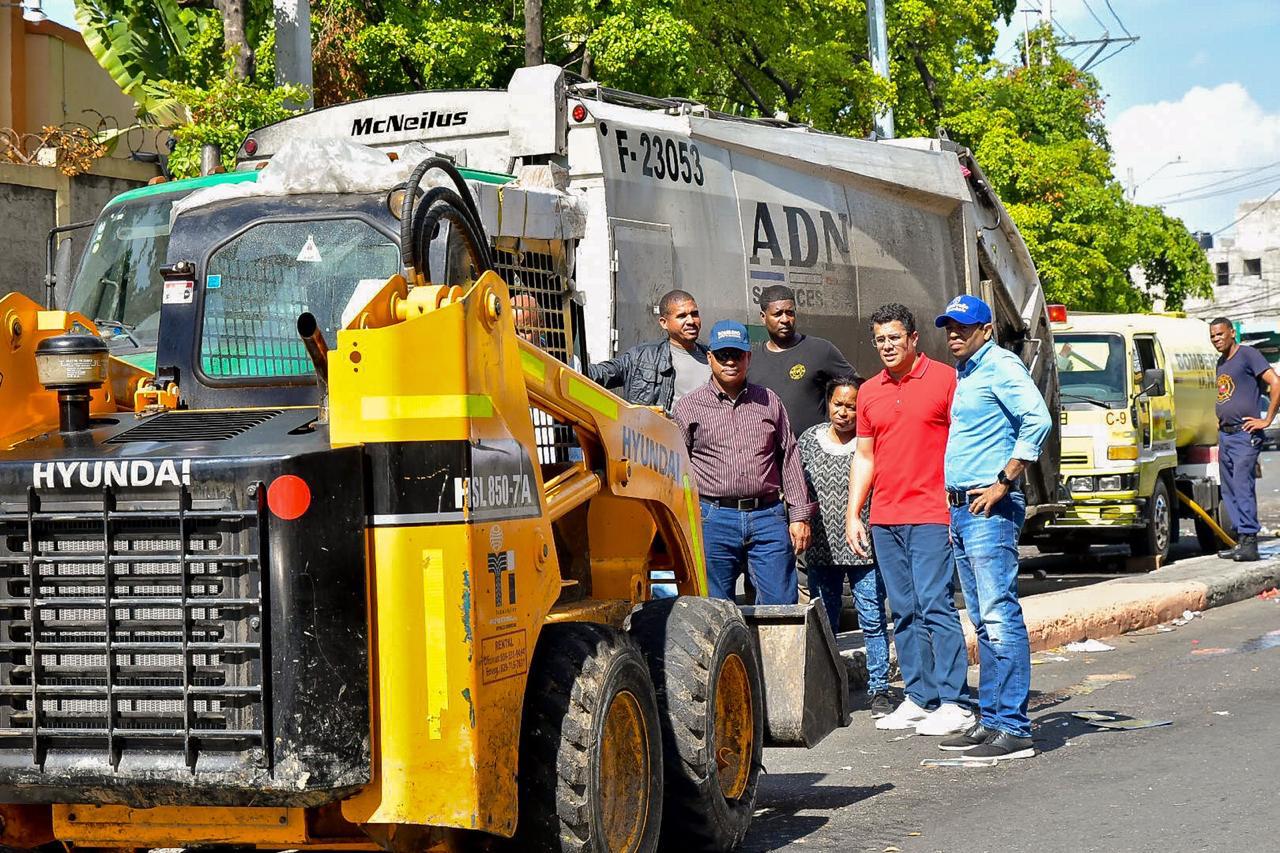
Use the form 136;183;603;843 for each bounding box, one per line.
935;295;1051;761
674;320;814;604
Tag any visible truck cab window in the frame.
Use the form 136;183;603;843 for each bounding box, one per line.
66;198;175;350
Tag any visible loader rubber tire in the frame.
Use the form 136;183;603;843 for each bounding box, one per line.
516;622;663;853
626;596;764;852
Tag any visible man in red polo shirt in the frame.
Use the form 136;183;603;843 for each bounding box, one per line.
846;303;972;735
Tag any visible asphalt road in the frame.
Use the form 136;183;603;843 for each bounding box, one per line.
743;593;1280;853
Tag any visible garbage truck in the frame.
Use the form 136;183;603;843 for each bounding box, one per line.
1039;308;1228;561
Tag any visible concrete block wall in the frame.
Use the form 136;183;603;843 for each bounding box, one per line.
0;158;158;304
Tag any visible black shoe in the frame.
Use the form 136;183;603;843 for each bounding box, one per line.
960;731;1036;761
1218;545;1237;559
1234;534;1260;562
938;721;996;751
870;691;895;718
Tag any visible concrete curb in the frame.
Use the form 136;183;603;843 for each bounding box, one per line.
839;546;1280;690
1009;547;1280;658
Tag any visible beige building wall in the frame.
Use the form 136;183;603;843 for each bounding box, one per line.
2;8;152;152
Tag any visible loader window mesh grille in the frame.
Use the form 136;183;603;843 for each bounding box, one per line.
0;489;266;768
201;218;398;380
491;247;580;466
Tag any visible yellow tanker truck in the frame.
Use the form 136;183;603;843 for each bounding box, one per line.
1040;308;1227;561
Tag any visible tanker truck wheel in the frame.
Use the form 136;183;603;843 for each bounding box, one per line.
626;597;764;852
1130;477;1172;563
516;622;663;853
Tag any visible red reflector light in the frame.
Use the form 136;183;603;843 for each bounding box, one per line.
243;137;259;155
1048;304;1068;323
267;474;311;520
571;103;588;123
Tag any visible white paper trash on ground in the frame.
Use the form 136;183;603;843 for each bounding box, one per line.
1064;639;1115;652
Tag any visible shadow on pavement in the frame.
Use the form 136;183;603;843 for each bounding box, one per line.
748;774;893;850
1032;709;1128;755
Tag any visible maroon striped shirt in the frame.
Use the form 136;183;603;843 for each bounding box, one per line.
673;380;815;523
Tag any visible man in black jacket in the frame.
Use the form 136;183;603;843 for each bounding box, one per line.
588;290;710;414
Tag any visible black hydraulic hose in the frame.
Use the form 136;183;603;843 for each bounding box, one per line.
410;185;492;276
414;197;492;284
399;156;486;274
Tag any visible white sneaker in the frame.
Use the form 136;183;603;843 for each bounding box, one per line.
874;696;929;730
915;703;975;736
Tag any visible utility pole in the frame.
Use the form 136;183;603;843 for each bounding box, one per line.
1040;0;1052;66
524;0;544;66
866;0;894;138
274;0;313;109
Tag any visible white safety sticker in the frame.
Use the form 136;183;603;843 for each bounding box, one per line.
162;280;194;304
296;235;323;263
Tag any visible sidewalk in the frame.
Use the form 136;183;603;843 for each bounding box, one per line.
837;540;1280;688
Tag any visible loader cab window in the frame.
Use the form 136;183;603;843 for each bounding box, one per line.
200;218;398;380
66;197;174;350
1055;333;1127;406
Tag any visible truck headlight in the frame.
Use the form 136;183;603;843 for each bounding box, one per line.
1067;476;1094;493
1097;475;1124;491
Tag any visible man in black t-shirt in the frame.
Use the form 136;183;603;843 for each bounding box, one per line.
1210;317;1280;562
751;285;858;437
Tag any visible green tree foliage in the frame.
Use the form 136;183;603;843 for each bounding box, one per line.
160;75;308;176
942;30;1212;310
74;0;299;176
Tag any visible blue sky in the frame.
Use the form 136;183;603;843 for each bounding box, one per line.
45;0;1279;234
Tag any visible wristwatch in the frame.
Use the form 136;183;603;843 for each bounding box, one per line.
997;469;1015;486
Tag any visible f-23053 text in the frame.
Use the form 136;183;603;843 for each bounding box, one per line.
613;129;705;185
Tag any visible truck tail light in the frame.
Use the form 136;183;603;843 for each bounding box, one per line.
1048;304;1068;323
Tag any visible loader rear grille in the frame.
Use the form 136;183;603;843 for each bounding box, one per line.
0;487;266;768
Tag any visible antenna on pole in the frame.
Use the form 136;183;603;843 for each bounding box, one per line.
867;0;894;138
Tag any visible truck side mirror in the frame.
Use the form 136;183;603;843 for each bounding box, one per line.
52;238;74;309
1141;367;1166;397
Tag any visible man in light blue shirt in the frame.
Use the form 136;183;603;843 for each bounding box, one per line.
935;295;1051;762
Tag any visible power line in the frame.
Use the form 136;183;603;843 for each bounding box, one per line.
1081;0;1109;32
1102;0;1133;38
1154;171;1280;206
1213;185;1280;235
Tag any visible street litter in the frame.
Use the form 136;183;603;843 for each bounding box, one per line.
1072;711;1117;721
1065;639;1115;652
890;733;915;741
920;757;998;767
1088;718;1173;731
1031;653;1071;665
1259;587;1280;600
1170;609;1200;626
1213;711;1230;716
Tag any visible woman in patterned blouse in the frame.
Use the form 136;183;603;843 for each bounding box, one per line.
797;376;894;718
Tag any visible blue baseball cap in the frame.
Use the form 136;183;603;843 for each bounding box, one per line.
708;320;752;352
935;294;993;328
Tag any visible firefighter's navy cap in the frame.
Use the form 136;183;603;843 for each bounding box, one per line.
708;320;751;352
935;294;993;327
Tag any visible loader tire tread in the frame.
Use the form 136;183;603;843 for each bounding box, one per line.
627;596;764;852
516;622;663;853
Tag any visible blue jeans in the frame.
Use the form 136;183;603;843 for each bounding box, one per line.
701;500;797;605
808;564;890;694
951;490;1031;738
1220;430;1263;535
871;524;969;710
